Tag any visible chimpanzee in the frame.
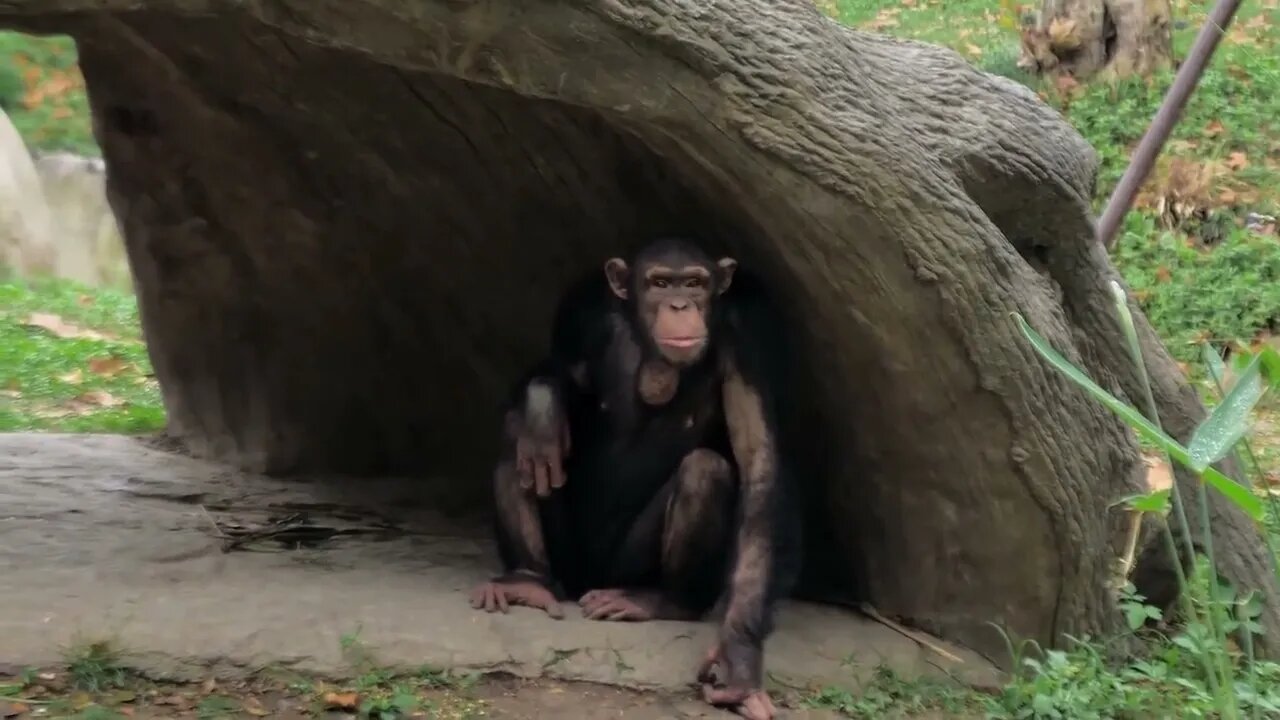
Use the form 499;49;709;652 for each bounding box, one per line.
469;237;801;720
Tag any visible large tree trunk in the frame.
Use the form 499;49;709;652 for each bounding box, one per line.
0;0;1272;666
1021;0;1174;79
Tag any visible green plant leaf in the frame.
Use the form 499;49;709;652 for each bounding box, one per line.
1200;343;1228;391
1013;313;1262;520
1187;354;1265;472
1126;489;1171;514
1258;346;1280;389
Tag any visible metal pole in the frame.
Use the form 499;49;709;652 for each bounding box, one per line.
1095;0;1246;250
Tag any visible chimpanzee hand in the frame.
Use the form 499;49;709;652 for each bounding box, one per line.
512;384;572;498
697;636;776;720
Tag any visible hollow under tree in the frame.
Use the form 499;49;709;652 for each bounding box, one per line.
0;0;1273;666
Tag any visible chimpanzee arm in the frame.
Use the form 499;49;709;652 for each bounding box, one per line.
501;271;615;497
701;284;801;717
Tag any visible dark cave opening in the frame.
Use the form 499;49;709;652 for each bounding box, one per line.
38;11;872;604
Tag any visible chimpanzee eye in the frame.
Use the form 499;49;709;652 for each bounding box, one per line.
685;278;704;289
653;278;669;289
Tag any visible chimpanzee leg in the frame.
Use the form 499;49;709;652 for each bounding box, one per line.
580;449;736;622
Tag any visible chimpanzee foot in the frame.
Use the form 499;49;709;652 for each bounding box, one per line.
469;575;564;619
578;588;697;621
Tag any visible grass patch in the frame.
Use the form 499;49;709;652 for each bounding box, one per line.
0;275;165;433
64;640;128;694
827;0;1280;380
0;31;96;155
801;665;985;718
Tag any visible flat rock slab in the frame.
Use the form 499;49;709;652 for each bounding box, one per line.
0;434;997;701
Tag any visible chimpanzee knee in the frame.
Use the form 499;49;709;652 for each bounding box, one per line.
673;449;734;499
662;449;736;609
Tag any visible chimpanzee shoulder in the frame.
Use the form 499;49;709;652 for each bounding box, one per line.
718;269;788;401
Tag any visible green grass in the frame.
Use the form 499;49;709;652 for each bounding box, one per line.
832;0;1280;210
828;0;1280;361
0;274;164;433
0;31;96;154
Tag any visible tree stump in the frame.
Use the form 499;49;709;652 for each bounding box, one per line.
1020;0;1174;79
1;0;1273;665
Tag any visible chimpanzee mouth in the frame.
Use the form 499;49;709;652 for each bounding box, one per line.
658;336;706;348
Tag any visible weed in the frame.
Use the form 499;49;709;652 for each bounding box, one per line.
63;640;127;693
802;665;979;718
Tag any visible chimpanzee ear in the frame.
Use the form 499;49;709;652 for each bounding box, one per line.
716;258;738;295
604;258;630;299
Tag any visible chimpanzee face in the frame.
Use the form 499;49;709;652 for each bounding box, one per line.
604;244;737;367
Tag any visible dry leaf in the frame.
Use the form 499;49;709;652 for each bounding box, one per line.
965;43;983;56
77;294;94;307
1155;266;1172;283
22;312;106;341
243;696;270;717
109;690;137;703
1227;151;1249;170
1053;74;1081;95
88;356;129;377
1;702;30;718
1205;119;1225;136
323;691;360;710
118;707;135;717
1219;188;1239;204
1143;454;1174;492
201;677;218;694
1047;16;1081;49
58;369;84;384
75;390;123;408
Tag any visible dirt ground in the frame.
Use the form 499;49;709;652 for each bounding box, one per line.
0;433;999;718
1;667;802;719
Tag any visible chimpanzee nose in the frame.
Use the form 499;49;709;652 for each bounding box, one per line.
669;298;691;311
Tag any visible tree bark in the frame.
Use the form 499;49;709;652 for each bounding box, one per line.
1021;0;1174;79
0;0;1271;665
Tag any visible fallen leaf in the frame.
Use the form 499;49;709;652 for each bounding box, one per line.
1155;266;1172;283
108;689;137;704
77;294;94;307
0;702;29;718
58;369;84;384
1219;188;1238;204
1205;119;1225;136
323;691;360;711
75;390;122;408
1227;151;1249;170
22;313;106;341
119;707;135;717
1053;73;1081;95
965;43;983;56
71;691;93;709
243;696;270;717
201;677;217;694
1143;454;1174;492
1047;16;1081;49
88;356;129;377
